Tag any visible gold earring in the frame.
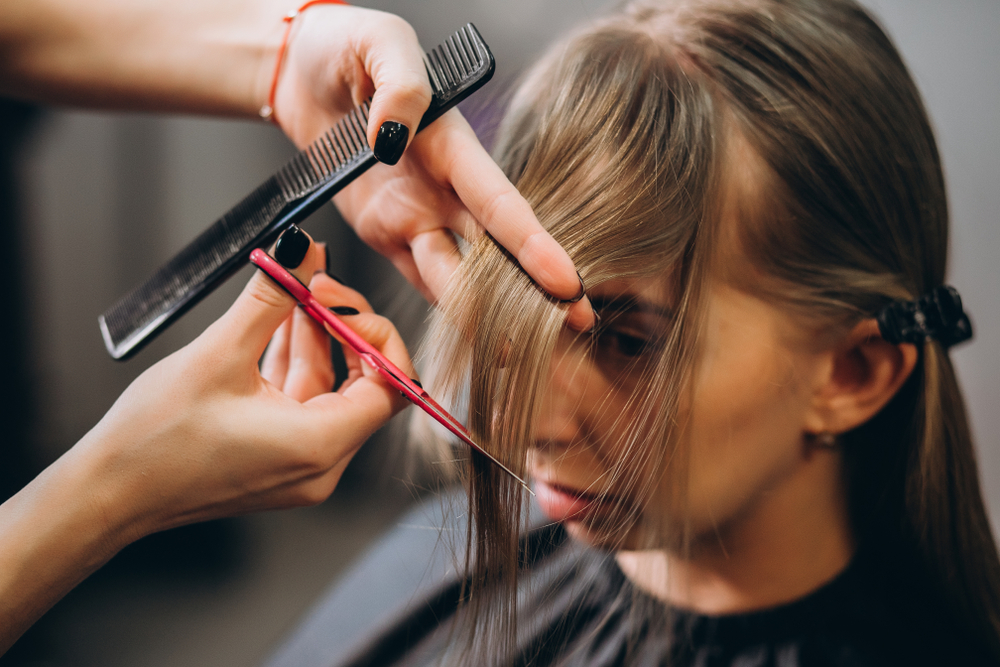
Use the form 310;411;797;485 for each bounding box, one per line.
816;432;837;448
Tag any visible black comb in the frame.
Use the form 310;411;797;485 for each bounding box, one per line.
99;23;495;360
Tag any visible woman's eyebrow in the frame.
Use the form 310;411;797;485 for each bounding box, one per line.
588;295;673;319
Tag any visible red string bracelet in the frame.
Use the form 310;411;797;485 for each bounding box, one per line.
260;0;348;123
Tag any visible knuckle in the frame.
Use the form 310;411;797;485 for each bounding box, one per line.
381;13;417;40
244;277;289;310
480;188;518;232
299;483;332;507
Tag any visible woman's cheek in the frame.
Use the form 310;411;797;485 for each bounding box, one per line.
672;290;813;536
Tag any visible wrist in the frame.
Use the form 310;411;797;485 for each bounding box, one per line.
252;2;294;121
256;0;349;125
0;437;134;649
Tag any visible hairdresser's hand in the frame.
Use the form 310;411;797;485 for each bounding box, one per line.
88;237;412;537
0;229;415;650
271;5;594;332
0;229;414;650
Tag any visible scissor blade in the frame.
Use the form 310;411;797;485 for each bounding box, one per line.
363;354;534;495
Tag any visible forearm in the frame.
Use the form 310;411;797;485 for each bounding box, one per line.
0;438;131;654
0;0;288;116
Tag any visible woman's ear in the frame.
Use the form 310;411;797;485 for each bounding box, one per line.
804;319;919;435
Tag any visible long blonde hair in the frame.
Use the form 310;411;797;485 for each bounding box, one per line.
421;0;1000;662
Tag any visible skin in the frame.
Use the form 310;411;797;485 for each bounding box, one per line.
532;269;919;615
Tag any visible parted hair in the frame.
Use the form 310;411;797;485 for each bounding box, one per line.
421;0;1000;663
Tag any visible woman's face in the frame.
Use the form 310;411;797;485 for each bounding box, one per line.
529;273;836;551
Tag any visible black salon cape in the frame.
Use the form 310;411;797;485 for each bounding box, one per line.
263;496;994;667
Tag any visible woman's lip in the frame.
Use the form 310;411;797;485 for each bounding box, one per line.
534;478;617;522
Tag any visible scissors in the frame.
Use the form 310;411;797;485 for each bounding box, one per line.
250;248;532;495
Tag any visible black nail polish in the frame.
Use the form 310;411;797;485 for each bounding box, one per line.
560;272;587;304
322;244;345;283
589;311;602;335
275;225;310;269
329;306;360;316
410;378;423;389
373;121;409;165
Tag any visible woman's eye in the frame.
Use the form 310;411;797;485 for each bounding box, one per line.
597;329;654;358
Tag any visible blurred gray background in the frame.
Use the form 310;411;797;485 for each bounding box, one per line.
1;0;997;665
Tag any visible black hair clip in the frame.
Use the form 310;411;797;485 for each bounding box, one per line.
877;285;973;349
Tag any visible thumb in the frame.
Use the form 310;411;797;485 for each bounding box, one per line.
357;13;432;165
208;225;323;361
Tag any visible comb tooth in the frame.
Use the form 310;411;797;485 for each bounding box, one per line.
430;49;453;88
437;47;458;86
333;124;354;160
423;54;444;95
352;106;369;141
301;152;321;182
325;130;346;167
444;45;461;83
345;111;367;154
308;142;328;175
285;159;306;193
309;146;327;177
446;36;470;76
335;121;358;157
292;156;312;191
275;167;296;199
277;165;296;195
333;117;355;157
457;35;476;73
314;140;336;175
459;27;482;68
308;144;331;177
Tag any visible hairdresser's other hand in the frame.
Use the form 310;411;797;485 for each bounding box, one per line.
334;109;595;331
269;5;594;331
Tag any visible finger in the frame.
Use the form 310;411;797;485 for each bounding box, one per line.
308;276;416;388
339;343;364;392
301;311;416;438
409;229;462;301
385;247;434;303
415;113;592;311
565;296;596;333
305;273;372;391
344;312;416;377
355;12;432;164
260;316;292;388
283;305;335;402
209;226;324;362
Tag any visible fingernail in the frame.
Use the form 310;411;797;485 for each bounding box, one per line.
560;272;586;304
275;224;310;269
329;306;360;316
373;121;409;165
589;310;602;335
321;244;345;283
410;378;423;389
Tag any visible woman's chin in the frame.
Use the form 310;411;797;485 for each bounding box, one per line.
563;519;643;551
